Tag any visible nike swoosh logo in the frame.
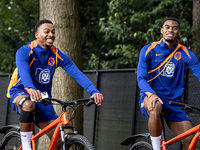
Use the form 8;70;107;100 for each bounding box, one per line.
156;54;163;56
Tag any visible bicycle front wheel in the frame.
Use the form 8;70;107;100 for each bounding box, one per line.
0;130;21;150
129;141;153;150
65;135;95;150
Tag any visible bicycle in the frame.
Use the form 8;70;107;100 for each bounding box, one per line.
120;100;200;150
0;96;96;150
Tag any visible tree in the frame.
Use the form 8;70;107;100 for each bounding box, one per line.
79;0;111;70
192;0;200;58
0;0;39;73
38;0;83;149
0;0;199;73
98;0;196;69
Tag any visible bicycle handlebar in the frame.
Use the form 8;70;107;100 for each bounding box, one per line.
42;97;95;107
169;100;200;114
28;94;95;107
169;101;185;107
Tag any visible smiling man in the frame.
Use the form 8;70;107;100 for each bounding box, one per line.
8;19;103;150
137;17;200;150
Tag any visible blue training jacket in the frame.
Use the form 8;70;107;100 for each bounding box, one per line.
137;39;200;104
10;40;100;98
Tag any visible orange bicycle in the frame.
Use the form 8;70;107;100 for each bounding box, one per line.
0;97;96;150
120;101;200;150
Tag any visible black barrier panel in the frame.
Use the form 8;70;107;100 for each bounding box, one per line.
2;68;200;150
0;74;20;126
6;100;20;125
184;70;200;149
0;74;20;140
83;69;137;150
83;68;197;150
0;74;11;126
83;70;96;142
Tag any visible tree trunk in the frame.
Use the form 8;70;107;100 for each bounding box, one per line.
38;0;83;149
192;0;200;58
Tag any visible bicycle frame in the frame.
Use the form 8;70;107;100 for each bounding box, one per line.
121;101;200;150
19;111;72;150
161;124;200;150
15;97;95;150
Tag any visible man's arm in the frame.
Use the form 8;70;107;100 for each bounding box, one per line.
16;47;37;91
57;51;103;105
185;47;200;81
137;46;156;96
137;46;163;110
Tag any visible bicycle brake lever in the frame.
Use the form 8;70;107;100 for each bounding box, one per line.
179;105;195;114
85;98;95;107
73;101;78;105
41;99;51;106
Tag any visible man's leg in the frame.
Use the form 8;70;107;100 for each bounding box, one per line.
16;95;35;150
168;120;193;150
38;120;61;150
145;101;163;150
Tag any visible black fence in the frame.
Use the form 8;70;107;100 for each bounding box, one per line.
83;69;200;150
0;68;200;150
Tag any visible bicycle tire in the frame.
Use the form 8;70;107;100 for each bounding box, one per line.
129;141;153;150
0;130;21;150
65;134;95;150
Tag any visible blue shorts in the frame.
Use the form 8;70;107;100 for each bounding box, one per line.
139;96;190;123
10;89;58;123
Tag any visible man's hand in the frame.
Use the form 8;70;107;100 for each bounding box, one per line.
145;94;163;111
29;90;42;102
91;93;104;106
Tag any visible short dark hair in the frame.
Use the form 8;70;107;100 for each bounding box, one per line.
35;19;53;33
163;17;180;28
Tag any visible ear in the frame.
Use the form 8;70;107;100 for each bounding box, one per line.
178;30;181;36
35;32;39;39
161;28;163;34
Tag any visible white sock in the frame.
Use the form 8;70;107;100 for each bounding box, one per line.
20;131;33;150
150;135;161;150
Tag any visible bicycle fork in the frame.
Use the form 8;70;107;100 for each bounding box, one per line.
60;124;78;150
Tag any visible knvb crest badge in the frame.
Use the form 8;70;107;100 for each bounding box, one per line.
35;68;50;84
160;62;175;77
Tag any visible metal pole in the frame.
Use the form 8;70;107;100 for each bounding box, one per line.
5;74;12;125
131;71;138;135
178;68;188;150
92;49;101;145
